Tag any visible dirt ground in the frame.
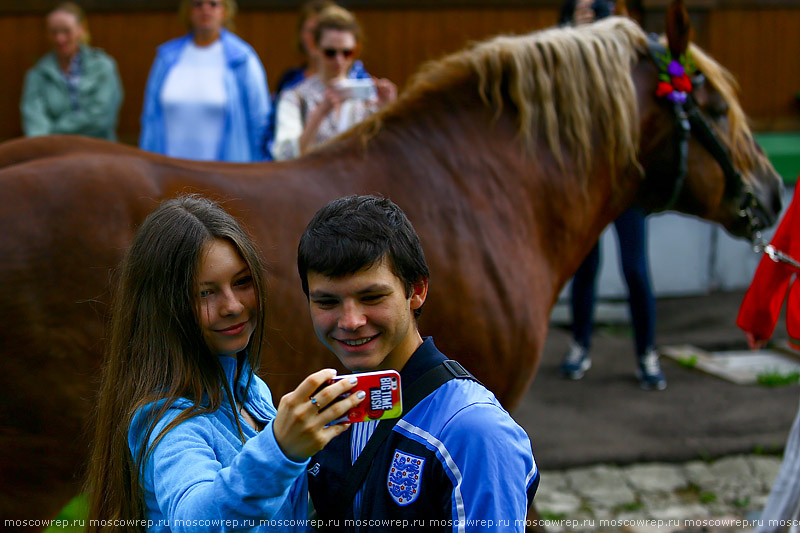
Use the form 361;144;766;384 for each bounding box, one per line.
512;290;799;470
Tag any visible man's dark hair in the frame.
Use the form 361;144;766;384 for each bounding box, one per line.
298;195;429;318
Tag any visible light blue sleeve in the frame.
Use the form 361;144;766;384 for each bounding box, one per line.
241;51;271;161
139;412;309;532
440;402;538;532
139;52;168;153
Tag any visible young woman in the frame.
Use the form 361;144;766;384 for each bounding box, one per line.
272;5;396;160
86;195;363;532
267;0;370;155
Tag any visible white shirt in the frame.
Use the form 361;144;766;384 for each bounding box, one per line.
160;40;227;160
272;75;378;161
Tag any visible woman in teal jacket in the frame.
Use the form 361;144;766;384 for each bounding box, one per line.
20;2;122;141
139;0;270;162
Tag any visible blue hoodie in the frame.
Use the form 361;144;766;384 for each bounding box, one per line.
129;356;308;532
139;30;271;162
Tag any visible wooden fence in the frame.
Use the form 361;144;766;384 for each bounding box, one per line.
2;1;798;144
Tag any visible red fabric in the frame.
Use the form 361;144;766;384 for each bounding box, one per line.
737;183;800;346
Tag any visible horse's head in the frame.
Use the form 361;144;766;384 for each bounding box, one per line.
635;0;782;241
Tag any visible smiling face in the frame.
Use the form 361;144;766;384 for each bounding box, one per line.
307;259;427;373
195;238;257;356
47;9;85;63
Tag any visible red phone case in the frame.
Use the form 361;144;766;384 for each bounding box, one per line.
329;369;402;424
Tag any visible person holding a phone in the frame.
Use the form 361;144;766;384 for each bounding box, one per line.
297;195;538;531
86;195;365;531
271;5;396;160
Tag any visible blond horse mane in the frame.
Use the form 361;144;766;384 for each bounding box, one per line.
349;17;647;178
688;44;763;174
344;16;764;184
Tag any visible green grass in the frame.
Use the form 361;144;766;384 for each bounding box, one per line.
699;491;718;504
44;494;87;532
753;443;784;456
615;501;644;512
756;370;800;387
733;496;751;508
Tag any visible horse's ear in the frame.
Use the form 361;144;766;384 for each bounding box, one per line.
665;0;692;57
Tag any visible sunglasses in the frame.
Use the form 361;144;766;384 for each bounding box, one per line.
322;48;355;59
192;0;221;7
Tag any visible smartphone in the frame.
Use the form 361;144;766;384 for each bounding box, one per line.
326;369;402;424
335;79;376;100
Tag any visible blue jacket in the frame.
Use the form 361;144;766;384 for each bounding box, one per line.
129;356;309;532
139;30;271;162
308;338;539;531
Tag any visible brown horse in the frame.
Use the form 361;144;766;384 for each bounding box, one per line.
0;6;782;527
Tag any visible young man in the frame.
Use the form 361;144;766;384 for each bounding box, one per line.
297;195;538;531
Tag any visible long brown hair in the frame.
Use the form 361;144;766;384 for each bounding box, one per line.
85;195;267;532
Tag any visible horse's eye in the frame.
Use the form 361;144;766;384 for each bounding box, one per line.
706;102;729;121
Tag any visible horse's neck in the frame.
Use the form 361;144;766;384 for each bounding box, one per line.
334;100;629;304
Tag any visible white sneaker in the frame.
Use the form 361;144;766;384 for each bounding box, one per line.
561;341;591;380
636;348;667;390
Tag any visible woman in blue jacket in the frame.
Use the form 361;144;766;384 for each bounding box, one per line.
139;0;270;162
86;195;364;532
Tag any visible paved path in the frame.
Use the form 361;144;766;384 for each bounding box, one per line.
535;454;782;533
514;291;798;470
510;291;800;533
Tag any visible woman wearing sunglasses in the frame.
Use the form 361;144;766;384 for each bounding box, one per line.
272;5;396;160
139;0;271;162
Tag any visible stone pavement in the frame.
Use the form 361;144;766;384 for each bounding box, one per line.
513;290;799;466
509;290;799;533
535;454;782;533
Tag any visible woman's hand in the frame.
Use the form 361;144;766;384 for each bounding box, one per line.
574;0;595;25
272;369;365;462
319;86;345;115
746;331;768;350
299;88;343;155
374;78;397;108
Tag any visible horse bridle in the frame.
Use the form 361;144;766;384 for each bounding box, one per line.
645;38;761;238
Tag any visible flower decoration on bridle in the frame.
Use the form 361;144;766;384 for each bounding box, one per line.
654;49;696;104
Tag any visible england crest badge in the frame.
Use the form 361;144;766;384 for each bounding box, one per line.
387;450;424;506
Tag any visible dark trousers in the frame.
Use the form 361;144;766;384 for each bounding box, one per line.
570;208;655;357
